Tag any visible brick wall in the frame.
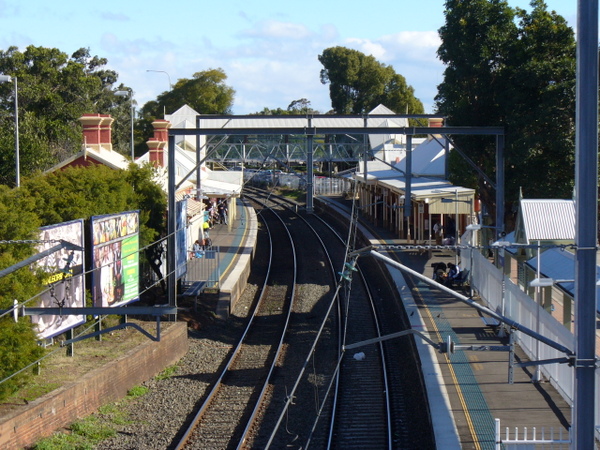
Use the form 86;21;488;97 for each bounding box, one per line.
0;322;188;449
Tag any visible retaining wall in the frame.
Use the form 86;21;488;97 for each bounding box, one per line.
0;322;188;449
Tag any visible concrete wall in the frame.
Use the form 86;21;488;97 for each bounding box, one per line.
0;322;188;449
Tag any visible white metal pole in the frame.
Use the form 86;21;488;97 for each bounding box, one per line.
130;103;135;160
532;240;542;382
455;189;459;265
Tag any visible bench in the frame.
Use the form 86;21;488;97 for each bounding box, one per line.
452;269;469;287
181;281;206;298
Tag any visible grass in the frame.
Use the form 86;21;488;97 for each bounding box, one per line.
33;416;116;450
155;364;178;381
16;381;62;404
275;187;305;202
31;384;151;450
127;385;149;398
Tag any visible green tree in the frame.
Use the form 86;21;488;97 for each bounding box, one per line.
0;46;131;184
253;98;320;116
435;0;575;226
503;1;576;199
0;185;45;400
138;68;235;153
318;46;424;115
0;163;166;399
20;164;166;246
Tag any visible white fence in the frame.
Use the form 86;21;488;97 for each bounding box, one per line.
313;176;352;196
495;418;570;449
463;248;600;441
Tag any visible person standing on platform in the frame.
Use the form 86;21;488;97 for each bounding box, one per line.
218;200;228;225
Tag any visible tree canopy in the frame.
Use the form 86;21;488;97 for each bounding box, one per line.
0;46;132;185
436;0;576;227
0;163;166;399
318;46;424;115
255;98;320;115
137;68;235;152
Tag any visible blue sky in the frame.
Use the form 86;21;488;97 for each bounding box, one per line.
0;0;577;114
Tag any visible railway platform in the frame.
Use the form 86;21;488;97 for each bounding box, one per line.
315;195;574;449
187;197;258;319
198;194;575;449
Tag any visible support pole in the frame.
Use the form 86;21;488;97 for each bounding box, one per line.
573;0;599;447
306;116;314;214
495;134;504;238
167;134;177;320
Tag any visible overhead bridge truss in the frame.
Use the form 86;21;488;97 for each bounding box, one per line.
205;140;365;165
165;113;505;318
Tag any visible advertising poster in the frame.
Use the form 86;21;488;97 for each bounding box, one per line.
91;211;140;308
176;199;188;279
33;220;86;339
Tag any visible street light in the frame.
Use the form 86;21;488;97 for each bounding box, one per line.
146;70;172;91
0;75;19;187
529;240;552;383
115;90;134;160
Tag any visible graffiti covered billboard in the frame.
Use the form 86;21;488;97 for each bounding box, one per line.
33;219;86;339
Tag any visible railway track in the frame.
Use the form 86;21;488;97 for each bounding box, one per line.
176;203;296;449
176;188;434;449
245;188;396;448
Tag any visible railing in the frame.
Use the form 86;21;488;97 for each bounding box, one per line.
182;246;220;290
313;176;352;196
495;418;570;449
464;248;600;442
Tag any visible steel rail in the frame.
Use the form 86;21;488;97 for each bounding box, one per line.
175;202;296;448
234;195;299;449
244;188;342;448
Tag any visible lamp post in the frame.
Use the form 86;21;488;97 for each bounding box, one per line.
146;69;172;91
0;75;19;187
115;90;134;160
529;240;554;383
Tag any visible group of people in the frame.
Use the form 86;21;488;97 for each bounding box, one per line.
432;262;461;287
203;198;228;227
433;221;456;246
192;238;212;258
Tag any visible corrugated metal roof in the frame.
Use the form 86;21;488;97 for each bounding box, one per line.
196;105;412;131
520;199;575;242
526;248;600;313
198;116;397;130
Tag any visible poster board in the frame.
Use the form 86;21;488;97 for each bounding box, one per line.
91;211;140;308
33;219;86;339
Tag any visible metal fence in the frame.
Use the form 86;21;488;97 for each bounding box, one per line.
463;248;600;442
495;418;570;449
313;176;352;196
243;171;352;196
182;246;220;290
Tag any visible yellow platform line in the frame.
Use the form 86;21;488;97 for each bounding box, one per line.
413;284;482;450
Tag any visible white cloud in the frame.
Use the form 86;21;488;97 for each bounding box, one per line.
342;31;444;112
98;20;443;114
240;20;312;40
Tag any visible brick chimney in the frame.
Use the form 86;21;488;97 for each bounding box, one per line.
147;119;171;167
78;114;114;151
427;117;444;140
